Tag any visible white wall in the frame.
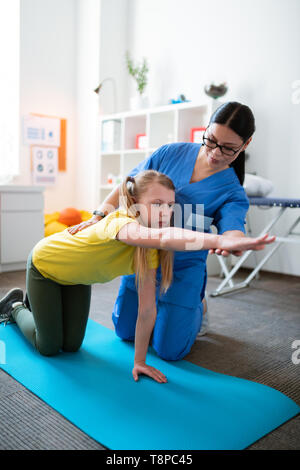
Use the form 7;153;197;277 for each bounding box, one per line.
75;0;101;211
15;0;77;213
98;0;130;114
0;0;20;182
74;0;131;211
126;0;300;276
16;0;125;213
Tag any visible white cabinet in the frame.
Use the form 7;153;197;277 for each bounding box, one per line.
97;100;221;206
0;186;44;272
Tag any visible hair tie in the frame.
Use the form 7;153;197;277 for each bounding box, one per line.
126;176;135;194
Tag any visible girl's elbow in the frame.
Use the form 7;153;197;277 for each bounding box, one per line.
138;307;157;321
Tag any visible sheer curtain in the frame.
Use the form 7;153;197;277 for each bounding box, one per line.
0;0;20;184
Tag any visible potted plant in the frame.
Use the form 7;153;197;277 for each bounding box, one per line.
126;51;149;110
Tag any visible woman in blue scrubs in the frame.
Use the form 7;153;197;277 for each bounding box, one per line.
69;101;255;361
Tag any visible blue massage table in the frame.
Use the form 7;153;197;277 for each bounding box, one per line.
210;197;300;297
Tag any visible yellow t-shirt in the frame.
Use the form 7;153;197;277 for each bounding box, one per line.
32;209;160;285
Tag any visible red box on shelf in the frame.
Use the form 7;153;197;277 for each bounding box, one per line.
190;127;206;143
135;134;147;149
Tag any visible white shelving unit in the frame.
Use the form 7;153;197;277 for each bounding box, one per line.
97;99;222;207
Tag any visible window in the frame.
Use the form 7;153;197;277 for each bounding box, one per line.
0;0;20;184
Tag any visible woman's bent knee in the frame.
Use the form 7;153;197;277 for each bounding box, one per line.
152;338;192;361
154;347;187;361
112;286;138;340
114;327;135;342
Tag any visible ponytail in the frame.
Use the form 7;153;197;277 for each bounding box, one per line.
229;150;245;185
120;176;139;218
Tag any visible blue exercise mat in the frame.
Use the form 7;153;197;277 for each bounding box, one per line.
0;319;299;450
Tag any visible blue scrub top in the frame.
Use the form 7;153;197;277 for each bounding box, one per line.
128;143;249;233
127;143;249;306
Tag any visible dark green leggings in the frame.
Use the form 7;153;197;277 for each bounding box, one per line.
12;251;91;356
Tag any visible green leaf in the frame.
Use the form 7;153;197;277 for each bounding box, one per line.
125;52;149;94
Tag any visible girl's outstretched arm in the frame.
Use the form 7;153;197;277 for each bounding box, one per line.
116;222;275;253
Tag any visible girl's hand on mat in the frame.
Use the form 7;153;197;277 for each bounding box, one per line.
68;216;101;235
132;362;167;384
218;233;276;254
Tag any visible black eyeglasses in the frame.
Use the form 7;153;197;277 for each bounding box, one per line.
202;133;244;157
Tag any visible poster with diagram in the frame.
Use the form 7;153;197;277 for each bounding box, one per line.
23;115;61;147
32;146;58;186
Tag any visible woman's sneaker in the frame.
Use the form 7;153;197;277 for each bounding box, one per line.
0;288;24;325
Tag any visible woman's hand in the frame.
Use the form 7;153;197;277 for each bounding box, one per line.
218;233;275;254
209;248;243;257
209;230;246;257
132;361;168;384
68;216;102;235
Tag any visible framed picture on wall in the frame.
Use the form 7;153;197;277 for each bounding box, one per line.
190;127;206;144
31;146;58;186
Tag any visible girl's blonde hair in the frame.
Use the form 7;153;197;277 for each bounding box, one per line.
119;170;174;295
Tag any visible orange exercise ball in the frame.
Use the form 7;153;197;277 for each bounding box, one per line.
58;207;82;226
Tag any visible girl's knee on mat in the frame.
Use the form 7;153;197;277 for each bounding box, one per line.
38;342;82;356
37;344;61;357
62;339;83;353
35;336;62;357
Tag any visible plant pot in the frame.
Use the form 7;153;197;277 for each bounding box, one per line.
130;94;149;110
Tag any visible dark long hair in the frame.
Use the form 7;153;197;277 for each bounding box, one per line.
209;102;255;185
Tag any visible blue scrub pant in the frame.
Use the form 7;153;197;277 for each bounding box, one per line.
112;268;206;361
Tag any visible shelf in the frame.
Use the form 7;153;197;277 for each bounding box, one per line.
101;151;121;156
123;154;145;176
99;99;213;121
100;154;121;187
149;111;175;148
178;106;207;142
124;114;147;150
96;100;223;208
101;149;157;156
123;149;147;155
99;184;118;189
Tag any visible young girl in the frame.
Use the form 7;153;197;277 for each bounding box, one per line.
0;170;275;383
